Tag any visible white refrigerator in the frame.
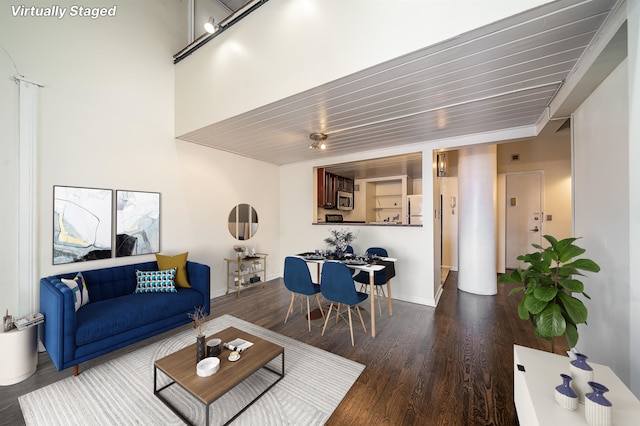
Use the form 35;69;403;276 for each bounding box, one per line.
407;195;423;225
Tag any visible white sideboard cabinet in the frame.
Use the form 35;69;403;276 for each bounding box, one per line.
513;344;640;425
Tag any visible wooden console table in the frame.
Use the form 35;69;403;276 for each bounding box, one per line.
513;344;640;425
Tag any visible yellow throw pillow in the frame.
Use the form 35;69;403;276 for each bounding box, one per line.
155;252;191;288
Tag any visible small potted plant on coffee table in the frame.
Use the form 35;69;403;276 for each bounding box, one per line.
188;306;207;362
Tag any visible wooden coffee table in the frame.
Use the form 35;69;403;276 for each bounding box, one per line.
154;326;285;426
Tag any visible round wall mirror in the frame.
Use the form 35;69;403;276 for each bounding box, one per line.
228;204;259;240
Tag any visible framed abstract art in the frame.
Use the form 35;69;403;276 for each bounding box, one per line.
115;190;160;257
53;186;113;264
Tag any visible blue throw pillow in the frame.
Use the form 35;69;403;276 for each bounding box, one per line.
135;268;177;293
61;272;90;312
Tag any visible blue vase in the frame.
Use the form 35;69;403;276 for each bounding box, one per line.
585;381;612;426
586;381;612;406
571;352;592;370
569;352;593;403
554;374;578;410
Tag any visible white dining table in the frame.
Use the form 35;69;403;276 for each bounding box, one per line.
301;256;396;338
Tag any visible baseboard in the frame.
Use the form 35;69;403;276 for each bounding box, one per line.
392;292;437;307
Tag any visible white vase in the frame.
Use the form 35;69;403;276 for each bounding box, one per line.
555;389;578;411
569;353;594;404
585;399;612;426
554;374;578;410
585;382;612;426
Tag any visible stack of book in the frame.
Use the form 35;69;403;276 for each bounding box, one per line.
15;312;44;330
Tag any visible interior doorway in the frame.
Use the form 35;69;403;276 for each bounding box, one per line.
505;172;543;269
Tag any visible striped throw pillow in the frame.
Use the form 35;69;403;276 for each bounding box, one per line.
61;272;90;311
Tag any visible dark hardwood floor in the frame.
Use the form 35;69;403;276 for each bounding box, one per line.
0;272;564;425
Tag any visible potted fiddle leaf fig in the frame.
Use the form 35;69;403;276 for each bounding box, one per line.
498;235;600;353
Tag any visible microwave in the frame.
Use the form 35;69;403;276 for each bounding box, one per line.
336;191;354;210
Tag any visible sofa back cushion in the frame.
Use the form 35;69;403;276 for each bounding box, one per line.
58;261;159;303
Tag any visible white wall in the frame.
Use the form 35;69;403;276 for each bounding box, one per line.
439;134;572;274
628;0;640;397
279;146;437;306
175;0;553;135
497;133;573;240
0;0;281;308
573;60;630;386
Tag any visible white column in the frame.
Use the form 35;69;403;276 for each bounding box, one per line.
457;144;497;295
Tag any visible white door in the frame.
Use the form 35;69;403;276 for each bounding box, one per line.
505;172;542;269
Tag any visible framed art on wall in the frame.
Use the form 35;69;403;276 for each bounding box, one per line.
116;190;160;257
53;186;113;264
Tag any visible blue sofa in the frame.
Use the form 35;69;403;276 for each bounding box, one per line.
40;260;210;373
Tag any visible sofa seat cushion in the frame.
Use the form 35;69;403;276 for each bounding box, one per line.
75;288;203;346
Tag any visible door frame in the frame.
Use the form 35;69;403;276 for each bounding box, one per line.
497;170;544;273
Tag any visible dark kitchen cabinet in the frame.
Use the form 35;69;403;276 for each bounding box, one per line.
336;176;354;193
317;168;336;208
317;168;354;208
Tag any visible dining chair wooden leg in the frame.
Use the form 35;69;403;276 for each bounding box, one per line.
355;305;367;333
306;296;312;332
336;303;341;325
315;293;325;318
347;306;355;346
322;303;334;336
284;292;296;323
375;287;383;316
386;280;393;316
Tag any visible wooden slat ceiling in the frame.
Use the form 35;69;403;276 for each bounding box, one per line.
322;153;424;181
178;0;617;174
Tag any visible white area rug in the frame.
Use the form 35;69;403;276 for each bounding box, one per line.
19;314;364;425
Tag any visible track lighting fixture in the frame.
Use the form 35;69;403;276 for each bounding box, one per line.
309;132;328;150
204;17;218;34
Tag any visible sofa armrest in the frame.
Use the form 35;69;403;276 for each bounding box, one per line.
39;277;77;371
186;261;211;316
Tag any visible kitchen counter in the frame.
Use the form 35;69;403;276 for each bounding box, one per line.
314;222;422;227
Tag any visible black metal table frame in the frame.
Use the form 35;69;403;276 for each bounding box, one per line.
154;351;285;426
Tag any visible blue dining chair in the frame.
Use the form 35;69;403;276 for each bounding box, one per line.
320;261;368;346
283;256;324;331
354;247;392;316
345;245;354;254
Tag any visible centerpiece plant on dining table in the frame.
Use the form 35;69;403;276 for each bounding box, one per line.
324;228;357;257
